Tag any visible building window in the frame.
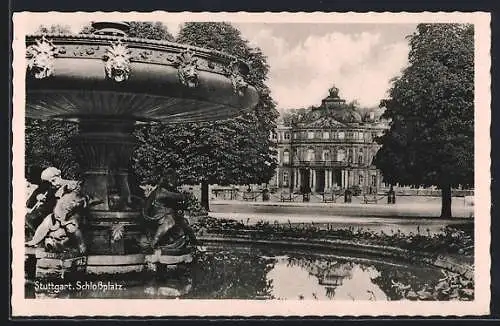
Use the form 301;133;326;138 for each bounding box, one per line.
337;148;345;161
307;148;315;161
283;150;290;164
323;131;330;139
359;174;364;185
358;148;364;164
371;175;377;186
338;131;345;139
284;133;291;140
348;148;353;163
322;150;330;161
283;171;289;187
307;131;314;139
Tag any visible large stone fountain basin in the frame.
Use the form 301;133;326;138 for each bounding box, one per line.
25;34;259;123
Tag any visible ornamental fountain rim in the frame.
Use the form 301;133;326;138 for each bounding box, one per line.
25;32;252;73
24;31;260;122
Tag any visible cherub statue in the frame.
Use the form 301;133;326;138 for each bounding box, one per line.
26;167;95;254
25;170;58;239
140;169;197;249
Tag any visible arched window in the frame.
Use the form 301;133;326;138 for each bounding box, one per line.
307;148;315;162
283;149;290;164
337;148;345;161
322;149;331;161
283;171;289;187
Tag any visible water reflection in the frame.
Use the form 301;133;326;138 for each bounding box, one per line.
27;247;444;300
268;257;388;300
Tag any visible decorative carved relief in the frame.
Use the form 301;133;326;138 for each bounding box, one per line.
103;41;132;82
26;36;58;79
175;49;199;88
224;60;248;96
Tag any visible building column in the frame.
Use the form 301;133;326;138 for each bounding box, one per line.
296;168;301;191
312;169;316;191
292;168;295;188
308;169;312;190
340;170;345;189
324;170;329;190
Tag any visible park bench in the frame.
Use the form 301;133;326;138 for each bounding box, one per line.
363;194;379;204
322;192;337;203
243;191;258;201
280;192;293;202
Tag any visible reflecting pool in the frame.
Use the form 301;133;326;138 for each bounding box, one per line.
26;246;452;300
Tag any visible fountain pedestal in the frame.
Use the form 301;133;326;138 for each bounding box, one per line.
72;118;144;253
71;118;147;273
34;249;87;279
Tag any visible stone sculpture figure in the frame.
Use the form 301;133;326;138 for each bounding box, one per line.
141;169;197;249
25;176;58;240
103;40;132;82
26;167;90;254
175;50;199;88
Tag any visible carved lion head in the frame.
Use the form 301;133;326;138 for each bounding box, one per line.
26;37;57;79
104;41;131;82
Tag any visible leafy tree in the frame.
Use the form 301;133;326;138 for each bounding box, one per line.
35;24;72;34
79;21;174;41
133;22;279;210
25;119;80;181
374;23;474;218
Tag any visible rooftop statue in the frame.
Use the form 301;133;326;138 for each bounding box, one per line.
328;85;340;98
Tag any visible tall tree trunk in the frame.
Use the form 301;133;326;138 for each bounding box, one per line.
200;180;210;212
440;183;452;218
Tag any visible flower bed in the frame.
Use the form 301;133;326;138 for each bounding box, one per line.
192;216;474;258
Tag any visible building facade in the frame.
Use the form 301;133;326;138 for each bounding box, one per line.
270;86;389;194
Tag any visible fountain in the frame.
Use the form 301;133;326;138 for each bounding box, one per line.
24;21;259;278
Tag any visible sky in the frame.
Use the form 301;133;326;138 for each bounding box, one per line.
20;15;417;110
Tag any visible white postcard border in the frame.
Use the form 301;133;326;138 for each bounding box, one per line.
11;11;491;317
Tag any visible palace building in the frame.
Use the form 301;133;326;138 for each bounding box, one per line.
269;86;389;194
